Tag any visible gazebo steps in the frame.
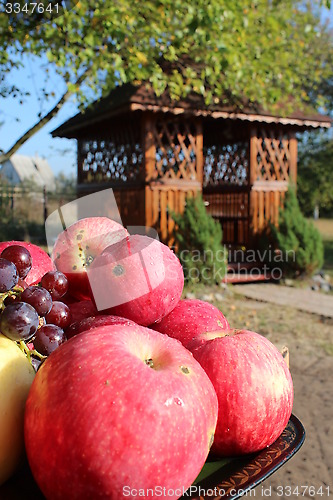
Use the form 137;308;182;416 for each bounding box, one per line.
223;261;274;284
227;262;264;271
222;272;273;284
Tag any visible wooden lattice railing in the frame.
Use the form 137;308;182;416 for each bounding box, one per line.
75;117;298;248
249;127;297;236
203;142;249;187
144;116;203;245
149;119;199;182
78;125;143;185
253;129;293;182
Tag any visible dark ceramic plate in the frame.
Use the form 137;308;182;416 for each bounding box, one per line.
181;413;305;499
0;414;305;500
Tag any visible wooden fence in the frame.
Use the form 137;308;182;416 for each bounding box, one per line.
0;186;76;244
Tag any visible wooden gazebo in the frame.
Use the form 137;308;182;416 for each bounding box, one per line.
52;84;330;248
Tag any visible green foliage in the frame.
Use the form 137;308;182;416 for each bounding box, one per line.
54;172;76;195
171;194;227;284
270;188;324;277
0;219;45;245
297;131;333;217
0;181;45;244
0;0;332;155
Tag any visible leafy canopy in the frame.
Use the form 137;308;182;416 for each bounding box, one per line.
1;0;332;108
0;0;332;160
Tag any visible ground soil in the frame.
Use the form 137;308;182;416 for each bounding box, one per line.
194;286;333;499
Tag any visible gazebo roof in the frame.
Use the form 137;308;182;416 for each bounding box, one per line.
52;83;331;139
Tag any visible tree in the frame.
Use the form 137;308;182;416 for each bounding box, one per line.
297;131;333;217
0;0;332;162
270;188;324;276
171;194;227;284
54;171;76;195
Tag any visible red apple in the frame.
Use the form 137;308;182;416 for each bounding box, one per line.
0;240;55;285
67;299;97;324
66;314;136;339
60;292;77;306
88;234;184;326
192;329;294;456
25;324;218;500
52;217;128;301
151;299;230;349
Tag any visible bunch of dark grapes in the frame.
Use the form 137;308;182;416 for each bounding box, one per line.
0;245;71;370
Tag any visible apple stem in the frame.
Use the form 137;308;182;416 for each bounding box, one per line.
0;287;24;312
29;349;47;360
17;341;47;364
0;295;5;313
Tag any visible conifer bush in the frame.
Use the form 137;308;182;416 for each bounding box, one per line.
270;187;324;277
171;194;227;284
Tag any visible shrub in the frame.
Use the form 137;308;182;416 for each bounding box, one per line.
171;193;227;284
270;187;324;277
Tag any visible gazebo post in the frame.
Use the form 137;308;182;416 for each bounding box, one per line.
249;126;258;242
196;118;204;185
142;112;156;230
289;132;298;186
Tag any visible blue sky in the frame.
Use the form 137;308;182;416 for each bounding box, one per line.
1;6;332;178
0;55;79;177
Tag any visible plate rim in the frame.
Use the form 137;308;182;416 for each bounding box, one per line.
182;413;306;500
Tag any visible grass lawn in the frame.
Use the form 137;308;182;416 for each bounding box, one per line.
183;217;333;358
183;283;333;358
311;218;333;272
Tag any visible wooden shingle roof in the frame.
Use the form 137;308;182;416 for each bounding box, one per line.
52;83;331;139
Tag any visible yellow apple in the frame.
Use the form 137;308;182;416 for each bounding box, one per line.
0;334;35;486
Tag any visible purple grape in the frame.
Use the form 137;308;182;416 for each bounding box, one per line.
0;245;32;279
21;286;53;317
31;357;44;372
45;301;72;329
0;302;39;341
0;258;19;292
40;271;68;300
33;324;67;356
3;294;19;306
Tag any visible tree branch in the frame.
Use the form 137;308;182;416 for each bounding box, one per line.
0;70;90;164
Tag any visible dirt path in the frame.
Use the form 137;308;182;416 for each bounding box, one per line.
216;286;333;498
257;352;333;499
233;284;333;319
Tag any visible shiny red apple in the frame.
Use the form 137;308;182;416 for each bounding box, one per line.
88;234;184;326
67;299;97;324
65;314;136;339
25;324;218;500
151;298;229;348
192;329;294;456
52;217;127;300
0;240;55;285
